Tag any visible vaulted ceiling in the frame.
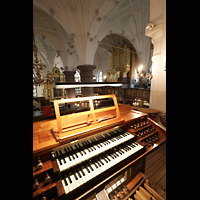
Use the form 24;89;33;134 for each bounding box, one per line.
33;0;151;73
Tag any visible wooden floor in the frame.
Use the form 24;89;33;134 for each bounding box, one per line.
145;142;166;199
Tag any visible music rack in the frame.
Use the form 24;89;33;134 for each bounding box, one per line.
52;95;123;142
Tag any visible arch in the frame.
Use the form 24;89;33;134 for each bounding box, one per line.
85;0;116;64
33;34;57;73
33;2;71;36
95;34;139;77
33;2;79;68
54;55;64;71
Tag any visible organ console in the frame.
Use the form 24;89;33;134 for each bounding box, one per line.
33;95;166;200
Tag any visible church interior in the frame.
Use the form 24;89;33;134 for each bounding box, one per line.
33;0;166;199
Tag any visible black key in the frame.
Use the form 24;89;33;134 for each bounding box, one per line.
83;141;91;152
67;147;75;159
91;158;98;168
113;149;119;157
93;157;101;167
99;135;107;145
70;146;78;158
78;143;86;154
64;175;68;186
88;139;96;150
87;160;94;171
71;167;78;180
78;164;85;176
96;136;103;147
91;138;100;148
64;147;71;161
75;166;82;178
116;146;124;154
101;154;108;163
86;140;94;151
103;133;111;143
92;138;101;148
83;162;90;173
75;144;83;156
104;152;111;161
55;151;62;165
97;156;104;165
108;150;116;159
115;147;122;155
66;170;72;183
121;144;128;152
100;135;108;145
59;149;66;163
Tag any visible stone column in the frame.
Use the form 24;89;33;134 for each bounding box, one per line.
77;65;96;97
63;70;76;98
145;0;166;113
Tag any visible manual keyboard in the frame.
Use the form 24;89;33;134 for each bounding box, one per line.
60;139;144;195
52;128;135;172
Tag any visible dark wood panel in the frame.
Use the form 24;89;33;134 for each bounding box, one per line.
145;142;166;199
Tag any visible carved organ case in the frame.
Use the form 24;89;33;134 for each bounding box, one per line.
43;65;66;101
33;95;166;200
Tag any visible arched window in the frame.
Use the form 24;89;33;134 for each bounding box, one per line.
74;70;81;94
33;71;37;97
74;70;81;82
97;70;103;82
134;68;138;83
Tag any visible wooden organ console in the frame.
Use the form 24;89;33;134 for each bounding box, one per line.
33;95;166;200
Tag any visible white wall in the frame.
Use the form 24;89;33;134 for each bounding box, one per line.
93;47;111;81
145;0;166;113
36;85;44;97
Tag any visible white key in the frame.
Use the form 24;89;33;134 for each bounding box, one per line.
62;179;70;194
66;176;73;192
61;141;144;194
83;166;93;181
75;171;82;186
90;161;100;176
64;156;71;168
78;169;87;184
100;157;109;170
69;174;79;190
58;129;137;172
96;158;107;172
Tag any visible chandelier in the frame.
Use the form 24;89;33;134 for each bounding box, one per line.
33;33;46;86
137;65;153;81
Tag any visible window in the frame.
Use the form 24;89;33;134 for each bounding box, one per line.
74;70;81;94
33;71;37;97
97;70;103;82
134;68;138;83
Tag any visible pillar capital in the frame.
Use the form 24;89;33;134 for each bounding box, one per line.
77;64;96;96
63;70;76;83
62;70;76;98
77;65;96;82
77;64;96;69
